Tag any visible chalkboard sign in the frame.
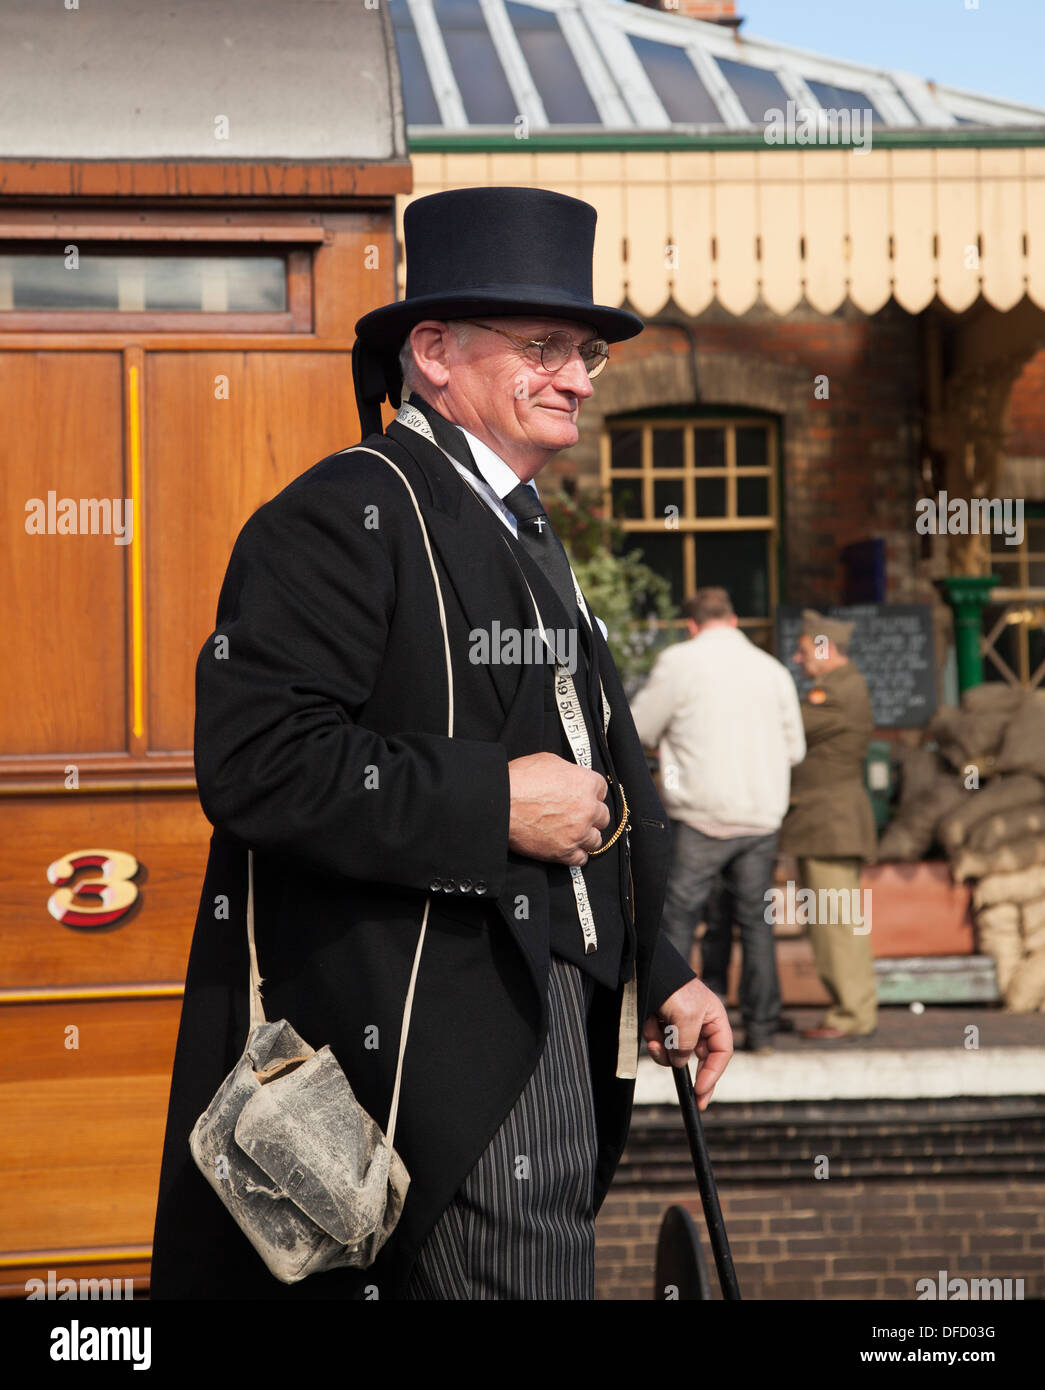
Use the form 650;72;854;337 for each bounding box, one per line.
775;604;937;729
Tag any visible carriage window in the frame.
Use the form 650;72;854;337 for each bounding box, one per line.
0;248;287;313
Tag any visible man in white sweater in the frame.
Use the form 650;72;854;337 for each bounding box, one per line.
630;588;806;1052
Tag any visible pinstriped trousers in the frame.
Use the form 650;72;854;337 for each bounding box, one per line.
404;955;598;1300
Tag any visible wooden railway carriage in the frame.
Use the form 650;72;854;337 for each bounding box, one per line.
0;0;409;1294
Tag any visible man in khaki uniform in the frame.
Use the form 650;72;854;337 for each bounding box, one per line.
780;611;878;1039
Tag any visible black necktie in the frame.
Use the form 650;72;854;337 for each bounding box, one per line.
503;482;578;624
404;393;579;625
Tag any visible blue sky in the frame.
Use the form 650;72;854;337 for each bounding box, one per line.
735;0;1044;109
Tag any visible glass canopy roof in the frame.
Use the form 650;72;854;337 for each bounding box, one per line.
388;0;1045;134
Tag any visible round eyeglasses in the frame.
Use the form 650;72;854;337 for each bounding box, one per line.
460;321;610;378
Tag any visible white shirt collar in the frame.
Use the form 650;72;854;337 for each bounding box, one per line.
455;425;538;502
438;417;608;643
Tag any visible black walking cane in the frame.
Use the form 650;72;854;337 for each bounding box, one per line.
673;1062;742;1300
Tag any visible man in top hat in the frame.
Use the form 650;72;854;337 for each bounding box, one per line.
780;610;878;1040
150;186;732;1301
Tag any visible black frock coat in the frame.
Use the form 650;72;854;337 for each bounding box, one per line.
149;416;694;1299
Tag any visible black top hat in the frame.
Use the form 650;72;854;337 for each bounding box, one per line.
352;186;643;436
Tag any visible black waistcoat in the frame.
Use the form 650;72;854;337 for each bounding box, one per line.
403;392;635;990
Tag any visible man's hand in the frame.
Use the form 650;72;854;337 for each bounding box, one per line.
508;752;610;867
643;977;733;1111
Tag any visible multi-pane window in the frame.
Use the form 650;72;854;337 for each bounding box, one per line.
988;510;1045;686
602;415;779;648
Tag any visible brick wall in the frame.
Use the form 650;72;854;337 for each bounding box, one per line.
560;301;923;607
597;1177;1045;1300
1006;347;1045;459
595;1097;1045;1300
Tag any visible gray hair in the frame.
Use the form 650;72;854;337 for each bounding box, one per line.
398;320;476;399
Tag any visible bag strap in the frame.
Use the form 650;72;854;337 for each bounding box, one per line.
351;446;454;1151
246;850;264;1033
243;445;454;1155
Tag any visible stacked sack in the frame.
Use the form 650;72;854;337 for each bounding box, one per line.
878;686;1045;1011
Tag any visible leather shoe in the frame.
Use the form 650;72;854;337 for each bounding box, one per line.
800;1025;870;1040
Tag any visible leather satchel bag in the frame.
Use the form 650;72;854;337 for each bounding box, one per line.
189;448;453;1284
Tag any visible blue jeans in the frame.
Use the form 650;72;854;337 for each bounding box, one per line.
660;822;781;1047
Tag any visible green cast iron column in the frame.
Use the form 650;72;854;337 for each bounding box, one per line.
939;574;999;693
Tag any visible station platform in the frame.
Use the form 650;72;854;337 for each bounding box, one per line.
634;1004;1045;1104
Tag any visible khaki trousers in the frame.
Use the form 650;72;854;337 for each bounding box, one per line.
798;856;877;1035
